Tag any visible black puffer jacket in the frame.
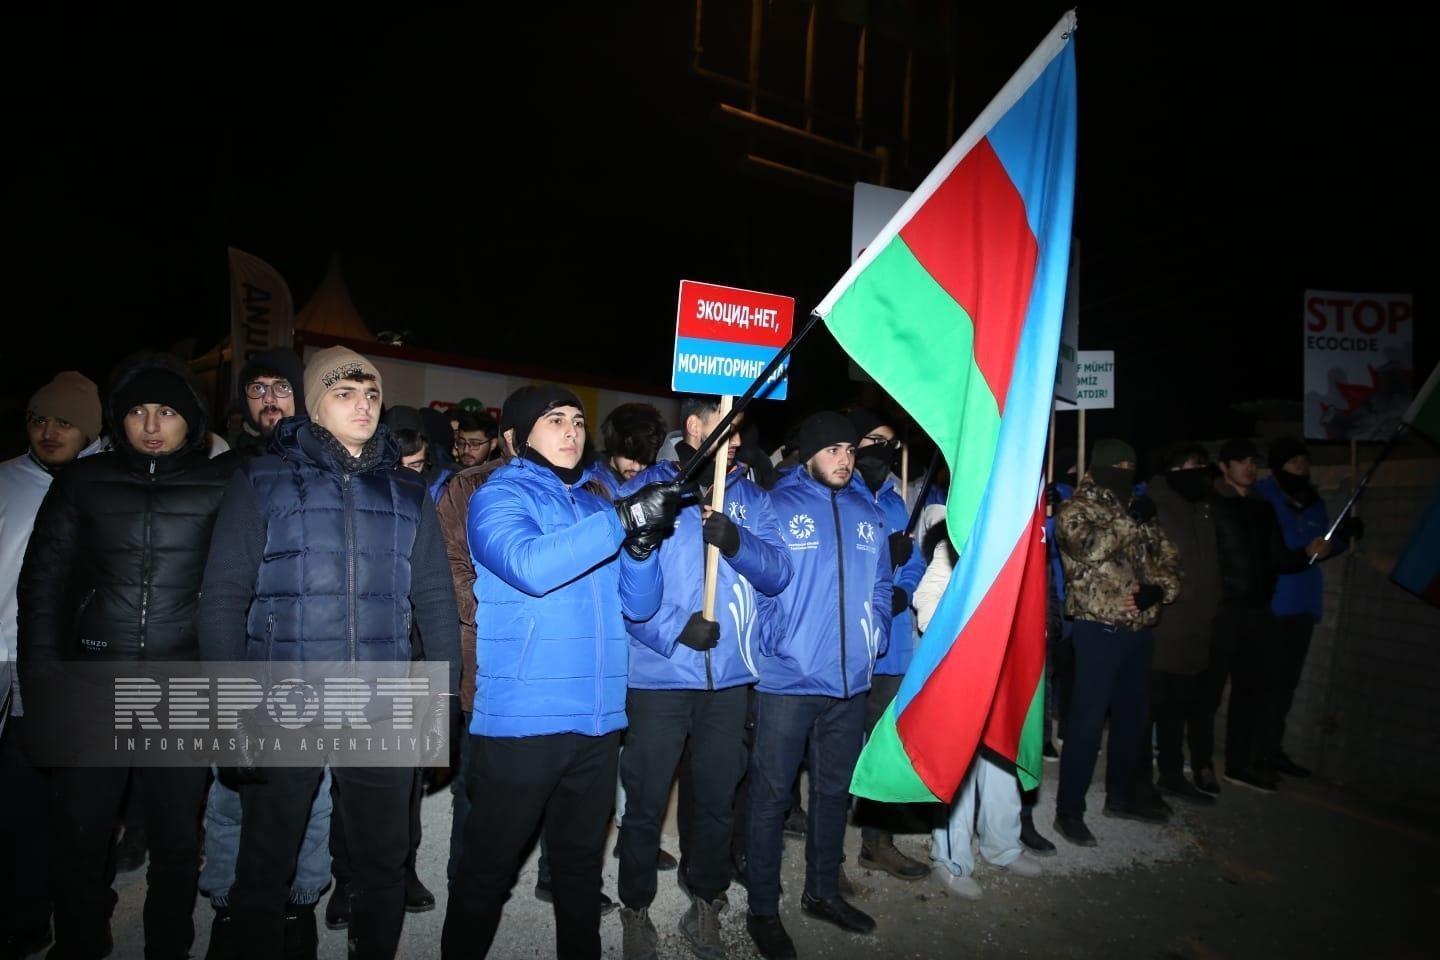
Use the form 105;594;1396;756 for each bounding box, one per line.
1212;479;1308;609
18;353;238;665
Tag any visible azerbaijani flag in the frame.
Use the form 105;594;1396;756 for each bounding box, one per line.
818;11;1077;802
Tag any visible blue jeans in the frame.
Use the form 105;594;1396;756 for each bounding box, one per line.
745;692;866;915
201;766;333;906
1056;621;1153;817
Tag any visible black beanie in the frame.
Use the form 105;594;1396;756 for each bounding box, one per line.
510;385;585;450
114;368;203;435
499;386;538;435
1267;437;1309;471
238;348;306;414
796;411;858;464
848;407;892;442
382;405;426;438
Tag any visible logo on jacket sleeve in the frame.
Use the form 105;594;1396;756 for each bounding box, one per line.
728;501;748;522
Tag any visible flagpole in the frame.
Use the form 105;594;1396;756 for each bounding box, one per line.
679;310;823;486
1312;422;1409;564
905;451;941;536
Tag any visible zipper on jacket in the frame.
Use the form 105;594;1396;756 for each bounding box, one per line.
832;490;849;699
139;459;157;653
343;474;357;663
572;489;606;731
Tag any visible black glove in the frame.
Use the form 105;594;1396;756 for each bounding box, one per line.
615;481;684;559
887;531;913;568
703;512;741;557
1134;583;1164;611
219;708;268;788
891;587;910;616
677;612;720;651
622;526;667;562
1045;483;1062;510
1127;495;1157;525
1337;516;1365;541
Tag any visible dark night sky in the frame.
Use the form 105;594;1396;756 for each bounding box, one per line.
2;5;1430;463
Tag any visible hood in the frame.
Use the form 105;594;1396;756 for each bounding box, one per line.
105;351;212;462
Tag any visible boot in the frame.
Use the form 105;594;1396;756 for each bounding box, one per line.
857;834;928;881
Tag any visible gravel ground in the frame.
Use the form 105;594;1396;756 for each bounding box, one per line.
84;752;1435;958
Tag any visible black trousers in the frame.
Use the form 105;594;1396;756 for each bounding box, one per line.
1144;671;1199;784
1268;614;1315;763
1196;607;1282;775
618;687;748;907
50;764;208;959
331;765;423;884
233;765;412;960
442;731;621;960
0;717;53;937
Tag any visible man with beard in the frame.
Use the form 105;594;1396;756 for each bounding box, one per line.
1254;437;1352;779
745;411;893;959
453;411;499;469
232;349;305;458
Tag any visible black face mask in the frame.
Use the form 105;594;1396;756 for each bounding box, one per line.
523;446;584;485
855;446;893;493
1168;467;1214;503
1091;465;1134;502
1275;469;1318;505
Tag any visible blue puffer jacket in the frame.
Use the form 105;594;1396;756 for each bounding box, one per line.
467;457;663;737
622;459;792;691
1255;475;1346;622
855;476;926;676
758;466;893;698
243;420;425;663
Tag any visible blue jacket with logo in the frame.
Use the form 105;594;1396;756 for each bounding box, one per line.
622;459;792;691
855;476;925;676
758;466;893;698
467;457;663;738
1254;475;1346;622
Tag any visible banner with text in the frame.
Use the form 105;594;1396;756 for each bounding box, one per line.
1055;350;1114;410
672;280;794;399
1303;289;1413;441
228;248;296;397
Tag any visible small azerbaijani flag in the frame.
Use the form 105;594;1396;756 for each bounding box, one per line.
818;11;1078;802
1391;361;1440;607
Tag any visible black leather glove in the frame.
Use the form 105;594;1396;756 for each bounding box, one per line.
1134;583;1164;611
891;587;910;616
887;531;913;568
621;526;667;562
703;512;741;557
676;611;720;651
615;481;684;536
219;708;268;788
1128;495;1157;525
1045;483;1062;510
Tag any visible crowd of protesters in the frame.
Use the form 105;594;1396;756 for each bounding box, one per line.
0;345;1353;960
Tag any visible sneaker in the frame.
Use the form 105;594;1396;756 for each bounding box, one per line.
1275;755;1311;778
678;898;725;960
800;893;876;934
1158;774;1218;806
404;868;436;912
782;807;807;838
1001;853;1042;878
746;913;796;960
858;838;929;881
1019;812;1057;857
619;907;658;960
931;866;982;900
1193;768;1222;796
1224;768;1278;794
323;880;350;930
114;826;148;874
1052;815;1097;847
535;879;617;916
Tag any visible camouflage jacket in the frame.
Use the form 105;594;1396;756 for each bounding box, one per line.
1056;478;1182;630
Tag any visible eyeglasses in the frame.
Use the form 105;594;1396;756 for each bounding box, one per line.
244;381;294;399
455;438;493;450
862;435;901;449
